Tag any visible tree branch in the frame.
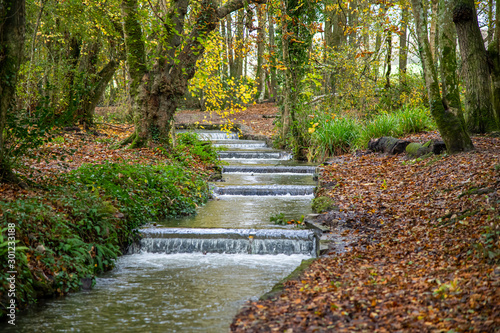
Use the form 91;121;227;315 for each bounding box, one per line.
216;0;266;19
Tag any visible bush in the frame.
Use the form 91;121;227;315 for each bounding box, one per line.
312;115;361;158
66;162;211;224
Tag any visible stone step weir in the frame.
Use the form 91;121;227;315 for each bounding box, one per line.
212;140;267;149
135;228;319;257
218;151;292;160
223;166;317;174
177;129;239;140
213;185;315;196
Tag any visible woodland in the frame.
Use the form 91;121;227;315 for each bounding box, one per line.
0;0;499;330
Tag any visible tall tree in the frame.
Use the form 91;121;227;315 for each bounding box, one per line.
280;0;318;157
121;0;265;148
267;6;277;101
439;0;464;122
487;0;500;117
0;0;26;183
256;4;266;100
453;0;498;132
399;1;408;84
410;0;473;153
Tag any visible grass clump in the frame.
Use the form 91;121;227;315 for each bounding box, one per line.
306;106;436;161
312;196;337;213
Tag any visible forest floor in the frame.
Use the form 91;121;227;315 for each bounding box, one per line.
174;103;279;137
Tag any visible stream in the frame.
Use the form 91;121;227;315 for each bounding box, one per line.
4;130;318;332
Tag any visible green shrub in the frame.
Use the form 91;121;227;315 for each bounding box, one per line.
357;113;400;148
66;162;211;224
312;196;337;213
397;105;435;134
174;132;220;165
313;116;361;157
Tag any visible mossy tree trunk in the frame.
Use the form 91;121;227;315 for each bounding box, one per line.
410;0;474;153
268;7;277;100
0;0;26;183
439;0;465;124
256;4;266;101
121;0;266;148
487;2;500;120
453;0;498;133
399;3;408;85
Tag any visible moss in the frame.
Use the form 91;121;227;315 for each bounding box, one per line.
312;196;337;213
260;258;316;300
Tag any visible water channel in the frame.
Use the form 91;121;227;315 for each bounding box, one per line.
4;130;318;332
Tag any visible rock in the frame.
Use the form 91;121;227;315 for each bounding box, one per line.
35;244;46;254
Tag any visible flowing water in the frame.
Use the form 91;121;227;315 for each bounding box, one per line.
4;130;317;332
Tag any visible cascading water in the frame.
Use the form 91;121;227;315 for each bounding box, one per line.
4;129;319;333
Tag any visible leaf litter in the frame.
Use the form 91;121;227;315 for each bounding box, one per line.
231;134;499;332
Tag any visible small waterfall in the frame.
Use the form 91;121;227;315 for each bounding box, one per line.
213;185;315;196
218;151;292;160
176;130;239;140
223;166;317;174
135;228;319;257
212;140;267;149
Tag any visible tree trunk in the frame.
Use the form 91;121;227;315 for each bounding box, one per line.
0;0;26;183
348;0;358;46
453;0;498;132
235;9;245;79
439;0;464;123
227;13;236;77
487;1;500;121
79;60;119;126
385;30;392;88
430;0;439;59
399;3;408;84
256;4;265;100
410;0;473;153
268;9;277;100
281;0;292;141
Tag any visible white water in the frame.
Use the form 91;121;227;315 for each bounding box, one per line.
5;253;306;333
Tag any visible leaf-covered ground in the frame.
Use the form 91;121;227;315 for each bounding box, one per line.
232;134;499;332
175;103;279;137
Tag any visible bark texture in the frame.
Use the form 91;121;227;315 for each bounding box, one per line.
0;0;26;183
439;0;464;123
453;0;498;132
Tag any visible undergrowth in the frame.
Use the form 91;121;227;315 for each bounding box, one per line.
303;106;435;161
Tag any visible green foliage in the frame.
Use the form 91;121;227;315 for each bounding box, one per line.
270;213;305;228
0;153;214;316
174;132;221;165
66;162;211;224
300;105;436;161
312;196;337;214
311;115;361;158
0;193;122;313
